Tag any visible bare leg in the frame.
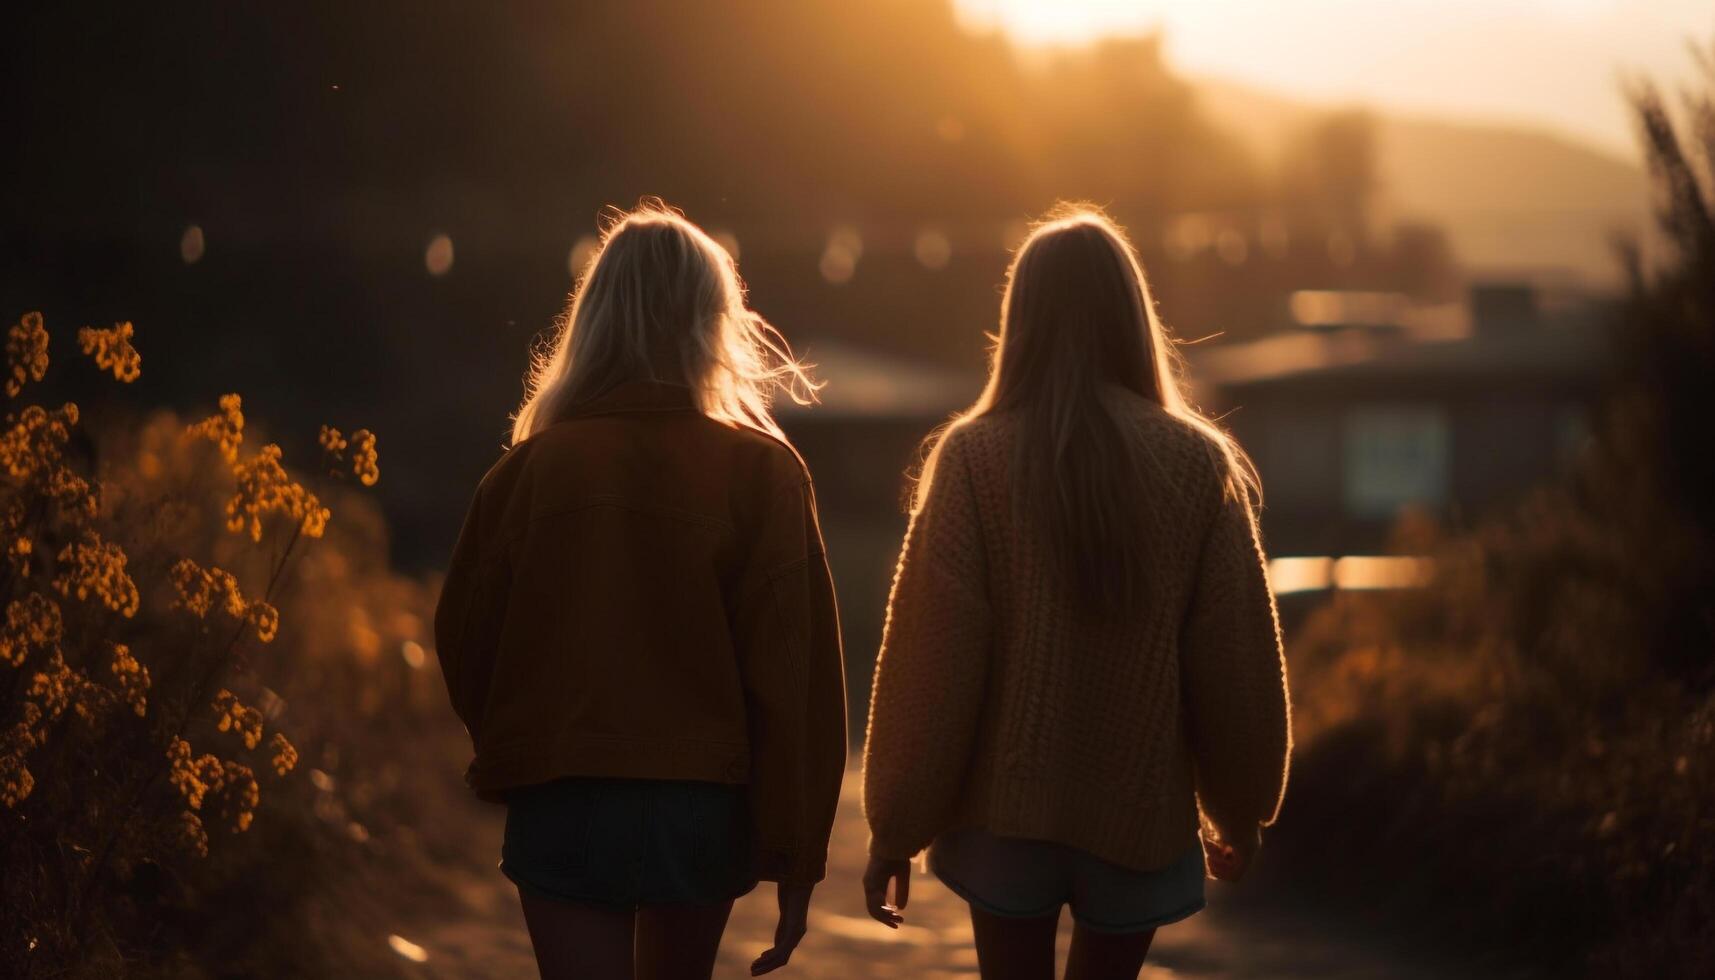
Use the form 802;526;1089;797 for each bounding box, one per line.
1064;922;1155;980
635;900;735;980
517;888;635;980
969;904;1060;980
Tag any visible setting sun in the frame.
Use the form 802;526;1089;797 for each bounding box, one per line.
955;0;1712;155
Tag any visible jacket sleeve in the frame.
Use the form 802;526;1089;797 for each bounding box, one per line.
732;474;848;884
1180;484;1292;838
433;484;510;743
862;434;991;860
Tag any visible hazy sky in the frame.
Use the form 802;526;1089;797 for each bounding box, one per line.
955;0;1713;158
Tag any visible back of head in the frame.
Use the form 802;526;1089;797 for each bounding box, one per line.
924;204;1254;615
511;199;815;445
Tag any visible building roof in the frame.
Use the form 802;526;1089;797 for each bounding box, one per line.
1189;311;1609;396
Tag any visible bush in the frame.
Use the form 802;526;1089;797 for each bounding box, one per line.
1267;55;1715;976
0;313;450;977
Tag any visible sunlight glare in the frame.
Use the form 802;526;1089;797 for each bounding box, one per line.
820;225;863;285
951;0;1710;156
387;934;428;963
711;229;741;262
569;234;600;279
914;228;952;270
424;234;454;276
179;225;205;265
1267;556;1333;595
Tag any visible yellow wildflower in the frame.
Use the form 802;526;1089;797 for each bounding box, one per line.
168;558;245;619
347;429;379;486
269;732;298;776
53;531;140;617
187;393;244;464
168;558;276;643
212;689;263;750
320;425;380;486
166;736;223;811
109;644;149;717
1;746;35;807
223;761;260;832
0;403;77;480
77;320;141;382
0;592;62;668
44;464;98;521
246;600;279;644
27;652;102;725
179;811;209;857
5;311;49;398
317;425;346;457
226;444;329;541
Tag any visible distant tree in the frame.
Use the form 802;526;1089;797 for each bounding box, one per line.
1280;109;1380;252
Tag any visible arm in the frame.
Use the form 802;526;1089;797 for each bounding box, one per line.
432;484;508;742
862;434;991;861
733;475;848;885
1181;485;1292;844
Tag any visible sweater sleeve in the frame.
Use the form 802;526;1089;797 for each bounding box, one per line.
432;483;511;743
1180;483;1292;838
863;434;992;860
732;475;848;884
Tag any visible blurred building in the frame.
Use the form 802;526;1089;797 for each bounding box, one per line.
777;340;980;716
1193;282;1611;557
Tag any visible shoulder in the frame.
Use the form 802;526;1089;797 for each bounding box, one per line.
1102;389;1242;499
713;418;813;491
470;435;537;501
933;414;1008;472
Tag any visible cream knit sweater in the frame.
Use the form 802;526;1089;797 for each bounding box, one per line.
862;390;1291;871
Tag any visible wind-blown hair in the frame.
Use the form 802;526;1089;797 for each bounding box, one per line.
511;199;816;445
917;203;1258;614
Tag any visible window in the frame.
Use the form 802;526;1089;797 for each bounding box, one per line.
1342;406;1449;518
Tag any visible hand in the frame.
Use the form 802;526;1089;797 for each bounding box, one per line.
861;855;911;928
751;880;813;976
1201;825;1261;882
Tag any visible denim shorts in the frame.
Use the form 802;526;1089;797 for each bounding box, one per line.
501;776;759;908
929;829;1205;934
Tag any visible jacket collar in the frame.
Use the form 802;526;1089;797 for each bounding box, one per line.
565;380;699;419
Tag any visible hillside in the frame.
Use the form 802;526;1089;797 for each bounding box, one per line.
1195;78;1651;285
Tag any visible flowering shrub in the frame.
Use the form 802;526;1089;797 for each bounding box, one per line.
0;312;384;973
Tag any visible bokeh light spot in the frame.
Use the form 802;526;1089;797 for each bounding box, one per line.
568;235;600;280
399;640;425;669
179;225;205;265
424;234;454;276
1216;229;1249;265
711;229;741;262
820;226;863;285
387;935;428;963
914;228;952;270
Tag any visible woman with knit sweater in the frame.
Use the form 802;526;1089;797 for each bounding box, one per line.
861;205;1290;980
436;202;846;979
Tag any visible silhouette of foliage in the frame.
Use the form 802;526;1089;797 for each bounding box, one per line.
1272;47;1715;976
0;313;405;974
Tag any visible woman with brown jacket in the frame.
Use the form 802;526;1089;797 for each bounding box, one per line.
435;202;847;980
861;206;1291;980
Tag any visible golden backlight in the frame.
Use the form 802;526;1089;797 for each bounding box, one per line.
953;0;1712;156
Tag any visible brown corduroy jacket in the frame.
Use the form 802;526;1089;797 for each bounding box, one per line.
433;381;847;883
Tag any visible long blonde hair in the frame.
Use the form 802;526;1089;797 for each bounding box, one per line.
511;199;816;445
919;203;1257;613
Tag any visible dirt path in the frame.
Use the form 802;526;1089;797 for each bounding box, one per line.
383;769;1444;980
